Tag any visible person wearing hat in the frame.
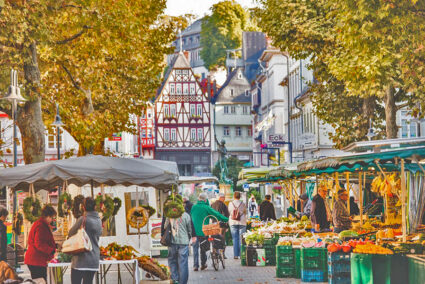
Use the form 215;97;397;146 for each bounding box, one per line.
311;186;332;232
299;193;312;217
333;190;353;233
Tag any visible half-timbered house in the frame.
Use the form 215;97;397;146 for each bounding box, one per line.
154;52;211;176
138;102;155;159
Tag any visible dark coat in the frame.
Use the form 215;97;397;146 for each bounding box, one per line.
0;220;7;262
183;200;197;237
311;194;330;230
211;200;230;218
24;218;56;267
259;200;276;221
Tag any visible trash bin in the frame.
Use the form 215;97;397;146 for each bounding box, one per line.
351;253;391;284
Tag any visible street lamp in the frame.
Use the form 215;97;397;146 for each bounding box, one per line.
366;118;376;141
51;103;64;196
2;69;26;271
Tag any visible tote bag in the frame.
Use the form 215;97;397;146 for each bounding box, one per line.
160;221;172;247
62;217;92;254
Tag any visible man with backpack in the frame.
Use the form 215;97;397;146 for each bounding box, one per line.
228;191;247;260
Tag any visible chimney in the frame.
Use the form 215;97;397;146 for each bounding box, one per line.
183;51;190;63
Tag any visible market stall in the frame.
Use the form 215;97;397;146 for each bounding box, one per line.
238;138;425;283
0;155;179;283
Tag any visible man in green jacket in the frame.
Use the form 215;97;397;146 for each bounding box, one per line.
191;193;228;271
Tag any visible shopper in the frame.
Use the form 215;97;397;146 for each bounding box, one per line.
191;193;228;270
350;197;360;216
259;195;276;221
333;190;353;233
211;193;230;258
228;191;247;259
182;196;199;272
248;195;258;218
24;205;57;281
299;193;312;217
164;210;193;284
68;197;102;284
311;186;332;232
0;208;8;262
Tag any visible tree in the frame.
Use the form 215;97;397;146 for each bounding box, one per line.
213;156;244;190
256;0;425;147
0;0;186;162
200;0;255;70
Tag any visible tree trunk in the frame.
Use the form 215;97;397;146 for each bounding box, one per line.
385;86;398;139
17;42;45;164
362;96;376;136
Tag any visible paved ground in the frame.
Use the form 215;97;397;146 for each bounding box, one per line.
18;246;326;283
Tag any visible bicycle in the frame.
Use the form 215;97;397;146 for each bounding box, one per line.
201;215;226;271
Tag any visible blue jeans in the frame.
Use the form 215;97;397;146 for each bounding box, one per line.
168;244;189;284
192;237;200;268
230;225;246;257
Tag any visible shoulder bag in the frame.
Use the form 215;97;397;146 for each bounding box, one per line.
62;216;93;254
160;220;172;247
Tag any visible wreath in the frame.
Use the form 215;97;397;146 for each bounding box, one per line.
126;207;149;229
95;195;114;221
23;197;41;223
112;197;122;216
58;192;73;217
72;195;85;219
163;194;184;219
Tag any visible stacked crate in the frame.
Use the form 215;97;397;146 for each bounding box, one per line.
300;247;328;282
328;252;351;284
241;244;246;266
276;246;295;278
264;238;277;266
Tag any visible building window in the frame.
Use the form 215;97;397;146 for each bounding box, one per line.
402;119;417;138
231;106;236;114
141;129;146;138
230;89;234;96
197;104;202;116
245;90;249;97
190;83;195;94
164;104;170;117
235;127;242;136
176;83;182;94
183;84;189;94
147;111;152;119
223;126;230;136
170;83;175;94
191;128;197;141
164;128;170;141
147;129;152;138
224;106;229;114
197;128;203;141
238;73;242;79
190;104;196;117
170;104;176;117
243;106;250;115
48;128;63;150
247;127;252;136
171;129;177;141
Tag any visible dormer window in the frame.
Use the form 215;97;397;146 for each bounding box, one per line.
238;72;242;79
230;89;234;97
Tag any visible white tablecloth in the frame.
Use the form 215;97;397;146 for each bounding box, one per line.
47;259;140;284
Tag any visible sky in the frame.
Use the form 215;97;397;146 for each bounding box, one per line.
165;0;258;18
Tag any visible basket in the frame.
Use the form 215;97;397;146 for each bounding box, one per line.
202;215;221;236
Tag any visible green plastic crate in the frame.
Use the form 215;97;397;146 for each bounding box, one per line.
294;248;301;279
409;256;425;284
264;238;277;246
241;244;246;266
351;253;391;284
276;266;295;278
265;247;276;266
300;248;327;270
277;254;294;266
276;245;293;255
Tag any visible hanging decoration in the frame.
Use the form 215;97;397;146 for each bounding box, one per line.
72;195;85;219
163;193;184;219
23;184;41;223
95;195;114;221
141;205;156;217
126;207;149;229
58;192;73;217
112;197;122;216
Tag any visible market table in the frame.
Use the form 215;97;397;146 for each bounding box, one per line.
47;259;140;284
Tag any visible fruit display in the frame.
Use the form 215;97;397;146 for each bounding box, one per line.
371;173;401;197
100;242;139;260
353;243;393;255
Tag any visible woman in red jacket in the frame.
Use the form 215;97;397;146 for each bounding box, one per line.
24;205;57;280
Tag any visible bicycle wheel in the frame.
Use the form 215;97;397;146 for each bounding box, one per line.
211;249;220;271
220;249;225;269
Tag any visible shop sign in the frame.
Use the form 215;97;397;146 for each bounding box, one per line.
299;133;317;149
268;134;285;143
109;132;122;141
149;218;167;250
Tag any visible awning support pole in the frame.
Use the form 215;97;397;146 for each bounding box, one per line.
401;159;407;242
359;172;363;226
375;160;390;222
346;172;350;214
91;180;94;197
